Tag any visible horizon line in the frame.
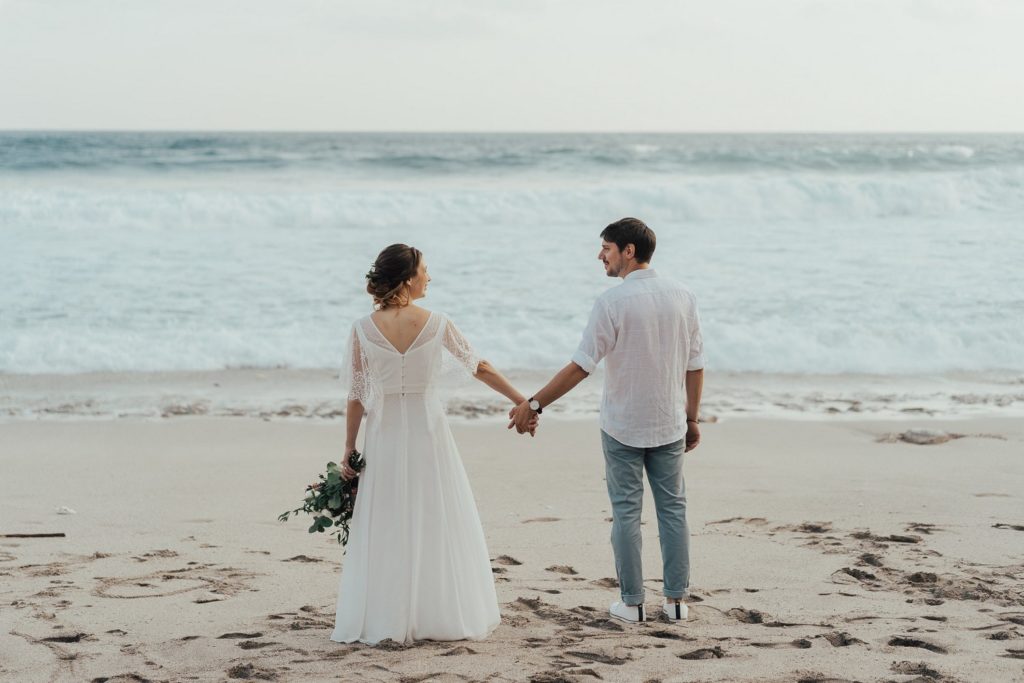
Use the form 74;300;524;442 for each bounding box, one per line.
2;128;1023;136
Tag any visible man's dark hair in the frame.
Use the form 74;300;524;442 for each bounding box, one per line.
600;217;656;263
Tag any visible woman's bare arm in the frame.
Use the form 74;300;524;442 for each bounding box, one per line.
341;399;365;479
473;360;526;405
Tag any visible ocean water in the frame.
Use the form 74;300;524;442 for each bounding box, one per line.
2;132;1023;376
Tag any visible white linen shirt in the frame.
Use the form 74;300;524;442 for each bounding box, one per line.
571;269;705;448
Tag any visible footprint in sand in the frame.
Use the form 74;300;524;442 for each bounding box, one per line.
226;663;279;680
707;516;769;526
565;649;631;666
986;631;1020;640
850;530;922;544
501;614;529;627
727;607;771;624
888;636;947;653
993;523;1024;532
18;563;69;577
819;631;865;647
891;661;943;678
131;549;179;562
725;607;820;628
877;429;963;445
546;565;578;576
522;517;561;523
282;555;325;562
507;597;624;633
858;553;884;567
493;555;523;566
591;577;619;588
678;645;725;660
647;628;696;641
833;567;880;586
283;607;334;631
749;638;812;649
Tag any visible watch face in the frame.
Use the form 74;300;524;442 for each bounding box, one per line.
529;400;540;410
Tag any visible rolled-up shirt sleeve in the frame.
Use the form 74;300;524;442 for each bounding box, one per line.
571;298;616;374
686;301;705;371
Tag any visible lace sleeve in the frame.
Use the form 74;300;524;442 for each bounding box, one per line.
341;324;371;407
442;316;482;376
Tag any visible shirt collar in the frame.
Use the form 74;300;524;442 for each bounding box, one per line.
624;268;658;281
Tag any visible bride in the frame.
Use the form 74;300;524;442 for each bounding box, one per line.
331;243;535;645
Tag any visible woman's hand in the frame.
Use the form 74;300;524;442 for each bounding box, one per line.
341;448;359;480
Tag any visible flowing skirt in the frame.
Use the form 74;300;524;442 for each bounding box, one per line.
331;393;500;644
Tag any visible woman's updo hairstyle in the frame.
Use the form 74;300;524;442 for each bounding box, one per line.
365;243;423;310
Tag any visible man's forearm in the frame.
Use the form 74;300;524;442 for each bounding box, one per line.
533;362;590;409
685;369;704;421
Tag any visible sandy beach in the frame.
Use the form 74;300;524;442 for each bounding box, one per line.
2;413;1022;682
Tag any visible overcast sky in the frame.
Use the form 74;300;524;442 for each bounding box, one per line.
1;0;1022;132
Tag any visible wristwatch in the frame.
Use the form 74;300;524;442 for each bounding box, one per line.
528;397;543;414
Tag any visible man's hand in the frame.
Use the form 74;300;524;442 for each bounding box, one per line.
684;421;701;452
508;400;539;436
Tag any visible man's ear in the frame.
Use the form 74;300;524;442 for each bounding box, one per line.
623;243;635;260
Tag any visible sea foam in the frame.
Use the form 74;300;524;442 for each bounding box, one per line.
1;133;1022;375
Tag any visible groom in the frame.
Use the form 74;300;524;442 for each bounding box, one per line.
509;217;705;624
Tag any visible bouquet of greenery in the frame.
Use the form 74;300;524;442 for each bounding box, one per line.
278;450;365;546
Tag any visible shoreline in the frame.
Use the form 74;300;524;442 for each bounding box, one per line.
2;367;1023;423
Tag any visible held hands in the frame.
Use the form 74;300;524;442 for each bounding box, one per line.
508;400;539;436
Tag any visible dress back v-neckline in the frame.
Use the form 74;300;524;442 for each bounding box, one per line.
367;310;436;355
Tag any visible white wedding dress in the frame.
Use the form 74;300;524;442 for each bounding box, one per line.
330;310;500;645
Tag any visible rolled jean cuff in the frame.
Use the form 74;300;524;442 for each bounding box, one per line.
620;591;645;606
662;588;687;599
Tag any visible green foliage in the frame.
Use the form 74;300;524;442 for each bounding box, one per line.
279;450;366;547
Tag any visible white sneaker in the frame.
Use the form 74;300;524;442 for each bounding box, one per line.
663;599;688;621
609;600;645;623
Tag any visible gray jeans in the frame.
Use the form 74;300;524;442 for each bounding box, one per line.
601;430;689;605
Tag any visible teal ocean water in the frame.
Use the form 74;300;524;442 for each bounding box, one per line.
2;132;1022;375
